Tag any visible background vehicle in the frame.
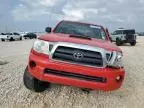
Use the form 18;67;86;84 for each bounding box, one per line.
0;32;22;41
23;33;37;39
111;28;136;46
0;33;4;40
18;32;28;39
0;33;7;41
23;20;125;92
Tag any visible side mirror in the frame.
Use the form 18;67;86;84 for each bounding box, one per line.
45;27;52;33
109;37;113;42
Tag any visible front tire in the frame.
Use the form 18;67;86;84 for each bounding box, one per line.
23;67;50;92
20;37;22;40
9;37;14;41
116;38;122;46
130;41;136;46
1;39;5;42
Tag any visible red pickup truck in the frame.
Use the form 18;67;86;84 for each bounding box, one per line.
23;20;125;92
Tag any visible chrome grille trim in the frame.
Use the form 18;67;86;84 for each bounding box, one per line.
49;42;109;68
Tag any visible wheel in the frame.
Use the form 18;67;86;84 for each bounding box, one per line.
23;67;50;92
1;39;5;42
9;37;14;41
20;37;22;40
116;38;122;46
130;41;136;46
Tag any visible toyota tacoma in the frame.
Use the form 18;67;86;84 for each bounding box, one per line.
23;20;125;92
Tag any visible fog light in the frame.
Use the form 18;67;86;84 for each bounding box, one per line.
29;61;36;68
116;75;122;82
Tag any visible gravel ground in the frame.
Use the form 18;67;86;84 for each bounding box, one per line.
0;37;144;108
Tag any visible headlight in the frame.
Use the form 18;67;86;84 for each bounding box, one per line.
107;51;123;68
33;39;54;55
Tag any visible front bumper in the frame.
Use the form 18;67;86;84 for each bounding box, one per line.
28;50;125;91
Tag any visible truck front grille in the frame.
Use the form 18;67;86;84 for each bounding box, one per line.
52;46;103;67
44;69;107;83
126;34;135;40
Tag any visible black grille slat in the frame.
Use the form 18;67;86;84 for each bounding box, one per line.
53;53;73;61
56;48;74;55
82;58;103;65
53;46;103;67
83;52;102;59
54;53;102;64
44;69;106;83
126;34;134;40
53;58;102;66
56;50;102;59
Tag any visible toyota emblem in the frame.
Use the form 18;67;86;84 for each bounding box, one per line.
73;51;84;61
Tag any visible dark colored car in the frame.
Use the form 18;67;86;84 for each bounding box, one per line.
23;33;37;39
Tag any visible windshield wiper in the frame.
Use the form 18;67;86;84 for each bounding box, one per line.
69;34;92;40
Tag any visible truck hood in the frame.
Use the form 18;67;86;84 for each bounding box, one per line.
39;33;121;52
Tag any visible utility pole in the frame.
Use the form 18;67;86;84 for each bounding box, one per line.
5;25;8;33
0;14;8;64
0;13;7;33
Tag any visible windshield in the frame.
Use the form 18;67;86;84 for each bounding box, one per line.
114;29;135;35
1;33;6;35
5;33;12;35
113;30;123;35
54;21;106;40
123;30;135;34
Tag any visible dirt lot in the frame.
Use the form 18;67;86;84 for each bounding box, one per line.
0;37;144;108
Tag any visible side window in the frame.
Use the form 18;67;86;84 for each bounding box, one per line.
114;30;123;35
111;31;118;35
116;31;120;34
113;31;117;35
13;33;19;35
101;29;106;39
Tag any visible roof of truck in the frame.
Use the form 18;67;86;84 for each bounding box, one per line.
116;28;135;31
